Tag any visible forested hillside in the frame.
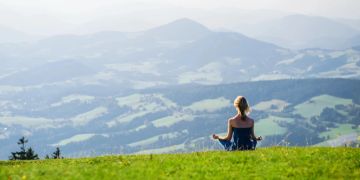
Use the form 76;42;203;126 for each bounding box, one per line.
1;79;359;159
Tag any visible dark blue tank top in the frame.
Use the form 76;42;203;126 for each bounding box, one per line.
232;127;253;150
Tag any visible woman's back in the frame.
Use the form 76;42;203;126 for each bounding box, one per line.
230;114;254;128
230;115;254;150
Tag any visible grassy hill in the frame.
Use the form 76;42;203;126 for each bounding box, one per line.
1;147;359;179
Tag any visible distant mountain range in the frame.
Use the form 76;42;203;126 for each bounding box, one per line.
0;18;359;88
233;14;360;50
2;12;360;48
0;26;38;43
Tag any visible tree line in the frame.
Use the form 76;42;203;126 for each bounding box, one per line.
9;136;63;160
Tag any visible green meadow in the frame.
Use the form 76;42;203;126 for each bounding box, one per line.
293;95;353;119
1;147;359;179
320;124;360;139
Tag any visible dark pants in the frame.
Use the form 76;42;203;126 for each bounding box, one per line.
219;139;257;151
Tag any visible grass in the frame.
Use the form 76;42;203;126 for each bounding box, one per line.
135;143;186;154
253;99;289;112
152;113;194;128
116;94;176;110
184;97;230;112
293;95;353;119
51;134;96;147
106;93;178;127
255;116;293;137
320;124;360;139
1;147;359;179
128;131;183;148
51;94;95;107
71;107;108;126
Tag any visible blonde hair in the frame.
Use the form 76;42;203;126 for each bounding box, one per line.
233;96;250;120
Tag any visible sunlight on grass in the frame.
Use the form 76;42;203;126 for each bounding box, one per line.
253;99;290;112
184;97;230;112
51;134;97;147
0;147;358;179
134;143;186;154
320;124;360;139
128;130;187;148
152;113;194;127
293;95;353;119
51;94;95;107
255;116;293;137
71;107;108;126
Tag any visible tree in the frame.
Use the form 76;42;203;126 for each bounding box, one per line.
52;147;61;159
9;136;39;160
25;147;39;160
18;136;28;151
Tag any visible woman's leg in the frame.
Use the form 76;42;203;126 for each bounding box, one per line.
252;140;257;150
218;139;232;151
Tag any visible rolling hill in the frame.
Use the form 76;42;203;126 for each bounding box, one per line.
0;79;359;159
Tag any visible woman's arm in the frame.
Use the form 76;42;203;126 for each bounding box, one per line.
251;123;262;141
213;119;233;141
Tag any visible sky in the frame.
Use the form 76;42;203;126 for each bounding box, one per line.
0;0;360;18
0;0;359;35
1;0;359;21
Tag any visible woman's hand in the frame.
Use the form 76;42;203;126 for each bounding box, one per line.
212;134;219;140
256;136;263;141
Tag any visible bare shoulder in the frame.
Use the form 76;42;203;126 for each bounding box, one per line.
248;117;255;124
227;117;235;125
229;115;237;120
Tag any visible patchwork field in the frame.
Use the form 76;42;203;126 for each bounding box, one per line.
1;79;359;159
293;95;353;119
320;124;360;139
255;116;293;137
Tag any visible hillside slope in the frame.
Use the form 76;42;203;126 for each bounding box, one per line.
1;18;360;87
0;79;359;159
0;147;359;179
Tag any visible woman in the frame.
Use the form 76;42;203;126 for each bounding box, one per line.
212;96;262;150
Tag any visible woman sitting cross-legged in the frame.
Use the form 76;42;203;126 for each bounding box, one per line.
212;96;262;151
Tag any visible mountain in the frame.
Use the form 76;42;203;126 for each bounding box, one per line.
335;18;360;31
0;25;37;43
237;14;360;50
0;19;284;87
169;32;280;61
143;18;212;41
1;18;359;88
0;60;96;86
0;79;359;159
344;34;360;48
